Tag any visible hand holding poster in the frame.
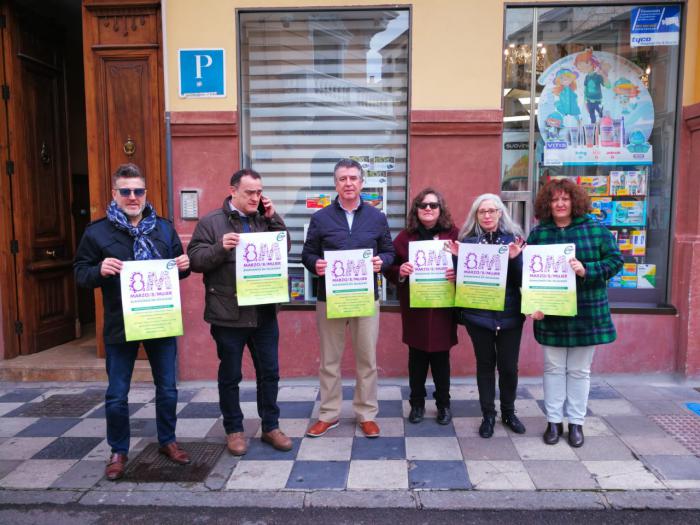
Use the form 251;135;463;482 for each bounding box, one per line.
120;259;183;341
236;231;289;306
408;240;454;308
455;243;509;311
325;249;375;319
521;244;578;316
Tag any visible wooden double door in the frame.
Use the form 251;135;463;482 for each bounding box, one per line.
0;0;167;358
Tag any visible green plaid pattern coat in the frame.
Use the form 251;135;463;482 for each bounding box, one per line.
526;215;623;348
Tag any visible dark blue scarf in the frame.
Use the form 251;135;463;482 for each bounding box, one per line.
106;200;162;260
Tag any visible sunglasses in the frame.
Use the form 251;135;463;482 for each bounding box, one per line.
417;202;440;210
117;188;146;197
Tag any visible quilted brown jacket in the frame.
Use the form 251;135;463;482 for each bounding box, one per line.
188;197;289;328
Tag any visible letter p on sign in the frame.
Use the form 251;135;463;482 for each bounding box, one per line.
195;54;213;80
179;49;225;98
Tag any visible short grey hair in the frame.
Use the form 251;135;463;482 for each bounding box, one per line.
333;158;365;180
458;193;524;240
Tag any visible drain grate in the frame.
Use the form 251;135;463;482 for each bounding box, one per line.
650;414;700;457
122;442;225;483
9;392;104;417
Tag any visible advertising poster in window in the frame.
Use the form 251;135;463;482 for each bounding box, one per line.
408;240;454;308
537;50;654;167
120;260;183;341
455;243;509;311
236;231;290;306
324;249;375;319
361;175;387;213
521;244;577;316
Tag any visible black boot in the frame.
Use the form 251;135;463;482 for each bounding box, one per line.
479;414;496;438
568;424;584;448
543;422;563;445
502;413;526;434
408;406;424;424
436;407;452;425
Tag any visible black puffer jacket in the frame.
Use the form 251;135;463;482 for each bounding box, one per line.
456;230;524;331
187;197;289;328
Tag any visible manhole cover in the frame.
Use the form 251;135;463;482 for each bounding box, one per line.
10;392;104;417
123;442;225;482
650;414;700;457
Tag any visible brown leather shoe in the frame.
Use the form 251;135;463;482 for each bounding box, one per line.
359;420;380;438
306;419;339;438
261;428;293;451
105;453;127;481
159;442;191;465
226;432;247;456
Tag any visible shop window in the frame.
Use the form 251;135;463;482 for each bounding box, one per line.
238;9;410;304
501;4;682;308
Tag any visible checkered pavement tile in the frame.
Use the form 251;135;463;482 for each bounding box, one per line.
227;460;294;490
0;389;45;403
348;459;408;490
286;460;349;489
32;437;103;460
408;460;470;489
351;436;405;460
465;460;535;490
16;417;81;437
0;459;77;489
297;437;352;461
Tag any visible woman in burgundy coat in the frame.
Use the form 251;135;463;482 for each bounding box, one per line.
384;188;459;425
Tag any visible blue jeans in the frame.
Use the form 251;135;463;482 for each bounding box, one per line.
211;307;281;434
105;338;178;454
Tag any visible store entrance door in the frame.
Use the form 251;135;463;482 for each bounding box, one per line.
0;3;78;357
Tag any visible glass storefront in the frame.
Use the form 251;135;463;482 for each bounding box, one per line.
238;9;410;303
501;4;682;307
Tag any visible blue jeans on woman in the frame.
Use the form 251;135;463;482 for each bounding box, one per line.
105;337;178;454
210;306;281;434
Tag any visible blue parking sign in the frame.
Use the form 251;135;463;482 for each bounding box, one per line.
179;49;225;98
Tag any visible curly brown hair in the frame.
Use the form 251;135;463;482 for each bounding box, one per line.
406;187;454;233
534;179;591;221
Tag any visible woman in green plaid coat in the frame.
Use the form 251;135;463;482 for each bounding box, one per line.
527;179;623;448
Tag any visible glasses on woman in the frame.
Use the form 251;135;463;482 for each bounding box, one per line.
477;208;499;216
417;202;440;210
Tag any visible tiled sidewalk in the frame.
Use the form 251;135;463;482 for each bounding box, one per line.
0;379;699;493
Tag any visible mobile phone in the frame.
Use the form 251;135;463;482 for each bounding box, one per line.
257;197;266;215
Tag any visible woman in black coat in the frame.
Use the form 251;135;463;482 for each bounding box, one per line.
449;193;526;438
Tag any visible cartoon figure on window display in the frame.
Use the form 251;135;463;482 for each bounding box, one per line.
612;78;640;115
574;49;611;124
626;130;651;153
544;112;564;140
552;69;581;118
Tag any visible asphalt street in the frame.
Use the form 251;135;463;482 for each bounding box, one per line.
2;505;700;525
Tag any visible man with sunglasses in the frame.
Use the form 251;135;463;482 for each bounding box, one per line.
302;159;394;438
74;163;191;481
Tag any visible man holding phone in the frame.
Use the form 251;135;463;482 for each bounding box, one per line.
188;169;292;455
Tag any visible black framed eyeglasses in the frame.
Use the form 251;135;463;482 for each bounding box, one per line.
117;188;146;197
417;202;440;210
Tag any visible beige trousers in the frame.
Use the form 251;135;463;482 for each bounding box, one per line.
315;301;380;422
